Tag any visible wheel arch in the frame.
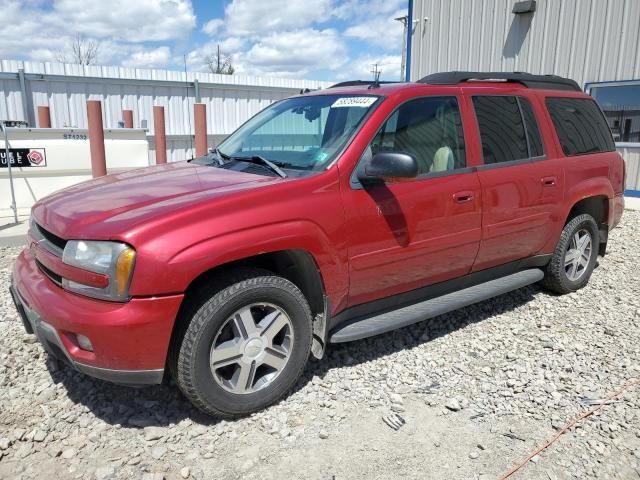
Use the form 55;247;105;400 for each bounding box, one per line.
167;248;330;373
182;248;326;317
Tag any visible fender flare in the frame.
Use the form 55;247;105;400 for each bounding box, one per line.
562;177;613;224
160;220;348;303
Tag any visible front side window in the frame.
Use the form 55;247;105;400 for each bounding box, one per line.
216;94;379;174
546;97;617;155
370;96;466;176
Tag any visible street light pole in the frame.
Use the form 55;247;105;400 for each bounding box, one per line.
395;15;408;81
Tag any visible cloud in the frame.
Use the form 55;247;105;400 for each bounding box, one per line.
122;47;172;68
1;0;406;80
224;0;333;36
344;10;406;50
52;0;196;42
232;29;348;77
332;0;407;20
202;18;224;36
0;0;195;63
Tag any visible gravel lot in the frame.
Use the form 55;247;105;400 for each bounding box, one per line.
1;211;639;480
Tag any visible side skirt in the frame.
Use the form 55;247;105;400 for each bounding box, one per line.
329;267;545;343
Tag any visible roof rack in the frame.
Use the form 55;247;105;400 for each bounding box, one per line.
328;80;396;89
417;71;581;92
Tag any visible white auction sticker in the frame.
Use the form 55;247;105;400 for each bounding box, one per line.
332;97;377;108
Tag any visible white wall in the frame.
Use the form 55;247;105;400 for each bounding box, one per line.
1;128;149;216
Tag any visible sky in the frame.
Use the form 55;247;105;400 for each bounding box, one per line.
0;0;408;82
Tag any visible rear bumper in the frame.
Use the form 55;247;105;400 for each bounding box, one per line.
11;249;184;386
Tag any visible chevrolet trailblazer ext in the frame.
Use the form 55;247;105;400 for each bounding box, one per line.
11;72;625;417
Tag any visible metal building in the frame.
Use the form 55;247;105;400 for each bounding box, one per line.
0;60;330;163
407;0;640;194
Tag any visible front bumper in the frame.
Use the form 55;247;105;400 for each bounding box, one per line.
11;249;184;386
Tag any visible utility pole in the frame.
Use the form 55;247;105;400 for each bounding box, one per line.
370;63;381;82
395;15;408;81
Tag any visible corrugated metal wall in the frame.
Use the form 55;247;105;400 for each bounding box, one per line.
410;0;640;87
619;146;640;191
0;60;331;162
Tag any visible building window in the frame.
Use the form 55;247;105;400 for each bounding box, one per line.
588;81;640;144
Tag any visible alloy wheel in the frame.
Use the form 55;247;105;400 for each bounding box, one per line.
564;228;592;281
209;303;294;394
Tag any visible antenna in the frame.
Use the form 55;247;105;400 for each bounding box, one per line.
184;54;194;159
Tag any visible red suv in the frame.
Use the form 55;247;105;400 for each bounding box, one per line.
10;72;625;417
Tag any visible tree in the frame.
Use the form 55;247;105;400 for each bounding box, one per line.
205;45;234;75
56;34;100;65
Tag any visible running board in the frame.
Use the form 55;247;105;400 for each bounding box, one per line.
329;268;544;343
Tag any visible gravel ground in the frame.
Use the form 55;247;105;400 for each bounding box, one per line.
1;212;639;480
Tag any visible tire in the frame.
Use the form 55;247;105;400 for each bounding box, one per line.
172;268;312;418
541;213;600;294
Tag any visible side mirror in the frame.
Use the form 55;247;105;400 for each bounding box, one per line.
358;151;418;183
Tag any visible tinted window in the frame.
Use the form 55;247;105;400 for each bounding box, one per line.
590;83;640;143
371;96;466;175
545;98;616;155
519;98;544;157
472;96;528;164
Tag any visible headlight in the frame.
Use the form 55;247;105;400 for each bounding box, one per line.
62;240;136;301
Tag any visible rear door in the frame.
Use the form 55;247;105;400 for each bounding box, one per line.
341;94;482;306
465;92;564;271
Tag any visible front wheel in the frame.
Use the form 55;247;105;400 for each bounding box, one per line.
541;213;600;294
173;269;312;418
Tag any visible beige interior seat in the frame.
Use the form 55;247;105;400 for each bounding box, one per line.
430;146;454;173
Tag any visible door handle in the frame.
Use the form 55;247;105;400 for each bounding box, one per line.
541;176;557;187
453;191;474;204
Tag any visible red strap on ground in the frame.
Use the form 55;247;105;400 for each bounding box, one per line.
499;377;640;480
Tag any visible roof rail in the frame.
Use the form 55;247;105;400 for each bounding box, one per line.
417;71;582;92
328;80;396;89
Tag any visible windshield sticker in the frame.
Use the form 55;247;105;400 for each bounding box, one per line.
315;151;329;162
332;97;377;108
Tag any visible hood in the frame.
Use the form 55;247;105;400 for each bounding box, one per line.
32;161;281;239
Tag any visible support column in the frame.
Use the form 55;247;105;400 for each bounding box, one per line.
153;106;167;165
122;109;133;128
37;106;51;128
194;103;207;157
87;100;107;178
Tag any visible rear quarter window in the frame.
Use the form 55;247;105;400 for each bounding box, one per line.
545;98;616;156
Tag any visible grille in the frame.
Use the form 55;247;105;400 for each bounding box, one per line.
34;222;67;251
36;259;63;287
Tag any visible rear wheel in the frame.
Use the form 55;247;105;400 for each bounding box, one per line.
173;268;312;418
541;214;600;294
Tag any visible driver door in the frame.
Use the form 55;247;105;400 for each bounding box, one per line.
341;95;482;307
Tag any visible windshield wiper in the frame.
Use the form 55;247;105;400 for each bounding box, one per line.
229;155;288;178
208;148;228;166
189;148;228;166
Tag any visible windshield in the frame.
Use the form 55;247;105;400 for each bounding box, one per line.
216;94;380;173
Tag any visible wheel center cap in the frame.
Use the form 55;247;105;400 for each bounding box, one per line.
244;338;264;358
